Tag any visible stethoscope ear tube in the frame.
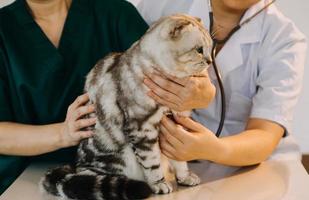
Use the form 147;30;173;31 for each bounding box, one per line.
211;42;226;137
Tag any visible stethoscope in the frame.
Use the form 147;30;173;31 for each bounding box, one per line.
208;0;277;137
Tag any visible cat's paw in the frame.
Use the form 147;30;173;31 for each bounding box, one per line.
176;171;200;186
150;180;173;194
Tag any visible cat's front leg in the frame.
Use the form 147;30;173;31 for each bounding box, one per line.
132;137;173;194
169;159;200;186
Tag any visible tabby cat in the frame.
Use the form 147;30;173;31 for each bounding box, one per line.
40;14;212;200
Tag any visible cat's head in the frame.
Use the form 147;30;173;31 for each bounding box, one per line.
140;14;212;78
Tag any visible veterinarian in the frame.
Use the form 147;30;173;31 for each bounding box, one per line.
133;0;307;166
0;0;150;194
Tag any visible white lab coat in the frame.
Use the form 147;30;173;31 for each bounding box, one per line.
129;0;307;161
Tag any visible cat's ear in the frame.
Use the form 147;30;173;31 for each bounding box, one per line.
160;19;192;40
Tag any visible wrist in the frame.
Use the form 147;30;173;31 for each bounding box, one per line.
54;122;67;149
204;136;231;164
216;138;231;164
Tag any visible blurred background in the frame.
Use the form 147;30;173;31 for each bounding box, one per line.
0;0;308;167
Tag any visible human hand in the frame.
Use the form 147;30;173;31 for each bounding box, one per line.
59;93;96;148
159;114;224;161
144;69;215;112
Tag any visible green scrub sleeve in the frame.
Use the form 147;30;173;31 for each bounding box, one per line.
116;1;149;51
0;48;14;122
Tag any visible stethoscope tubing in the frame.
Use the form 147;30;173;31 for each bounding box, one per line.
208;0;277;137
211;42;226;137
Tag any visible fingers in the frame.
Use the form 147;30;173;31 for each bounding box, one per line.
152;69;190;86
76;130;94;140
161;149;175;159
159;136;178;159
144;73;183;95
174;115;205;132
144;77;181;102
65;117;96;145
62;94;96;147
160;124;183;146
164;74;190;86
160;115;189;142
72;105;95;120
72;118;97;131
69;93;90;111
147;91;182;111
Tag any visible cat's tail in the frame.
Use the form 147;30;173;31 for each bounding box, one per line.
40;165;152;200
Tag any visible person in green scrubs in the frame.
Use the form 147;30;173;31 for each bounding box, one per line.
0;0;148;194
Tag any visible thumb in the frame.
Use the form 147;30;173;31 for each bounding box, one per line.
174;114;204;132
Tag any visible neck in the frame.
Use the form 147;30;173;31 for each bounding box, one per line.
211;0;245;26
26;0;71;21
210;0;246;42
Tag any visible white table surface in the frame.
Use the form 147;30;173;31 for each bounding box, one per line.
1;159;309;200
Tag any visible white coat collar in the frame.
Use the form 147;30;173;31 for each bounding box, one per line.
188;0;268;79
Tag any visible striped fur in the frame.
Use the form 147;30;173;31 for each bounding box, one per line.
40;14;212;200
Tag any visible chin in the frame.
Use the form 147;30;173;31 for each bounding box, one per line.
222;0;260;11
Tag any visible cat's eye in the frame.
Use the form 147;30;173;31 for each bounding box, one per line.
196;47;203;54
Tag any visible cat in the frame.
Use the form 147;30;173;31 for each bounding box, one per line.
40;14;212;200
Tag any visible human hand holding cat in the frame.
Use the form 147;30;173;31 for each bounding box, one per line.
144;70;215;112
59;93;96;148
159;114;226;162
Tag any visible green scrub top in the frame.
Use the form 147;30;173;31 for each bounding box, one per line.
0;0;148;194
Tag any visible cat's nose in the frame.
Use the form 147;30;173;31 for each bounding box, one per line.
205;55;212;65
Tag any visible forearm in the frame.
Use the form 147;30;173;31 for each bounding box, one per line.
208;129;282;166
0;122;63;156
